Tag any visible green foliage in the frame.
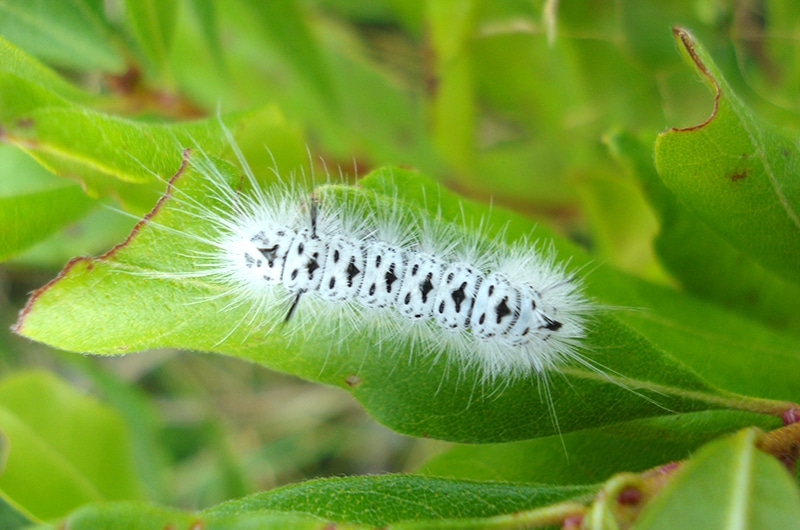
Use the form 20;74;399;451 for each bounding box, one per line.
0;371;142;521
417;411;778;484
609;129;800;334
125;0;179;82
0;0;124;73
0;1;799;528
656;29;800;286
634;429;800;529
0;146;96;261
22;476;593;530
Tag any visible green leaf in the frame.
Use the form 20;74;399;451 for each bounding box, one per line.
426;0;477;170
37;502;357;530
608;129;800;336
238;0;336;111
632;428;800;529
206;474;592;526
0;145;96;262
24;475;594;529
318;41;439;173
418;411;780;484
1;101;303;210
31;502;195;530
12;163;793;443
0;35;91;103
67;356;170;503
0;0;124;72
125;0;179;81
0;491;34;530
730;1;800;113
0;72;74;123
169;0;439;175
588;267;800;405
618;0;696;71
655;28;800;286
461;2;664;208
185;0;225;73
10;207;136;269
0;370;143;521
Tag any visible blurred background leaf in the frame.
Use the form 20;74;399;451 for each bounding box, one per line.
0;0;124;74
0;370;143;521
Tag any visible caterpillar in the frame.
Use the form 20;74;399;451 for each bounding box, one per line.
161;140;596;385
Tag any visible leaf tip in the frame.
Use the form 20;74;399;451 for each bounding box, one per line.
12;255;92;337
13;148;195;340
660;27;721;134
671;26;694;49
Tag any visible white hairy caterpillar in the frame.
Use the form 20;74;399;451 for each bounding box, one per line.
154;140;596;385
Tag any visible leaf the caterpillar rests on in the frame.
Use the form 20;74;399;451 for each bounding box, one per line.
15;139;768;443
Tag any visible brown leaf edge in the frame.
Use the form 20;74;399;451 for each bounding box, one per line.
668;26;720;133
11;148;192;335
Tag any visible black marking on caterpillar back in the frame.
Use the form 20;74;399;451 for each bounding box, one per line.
451;283;466;312
258;245;279;267
420;273;434;302
495;298;511;323
346;260;360;287
385;267;398;291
